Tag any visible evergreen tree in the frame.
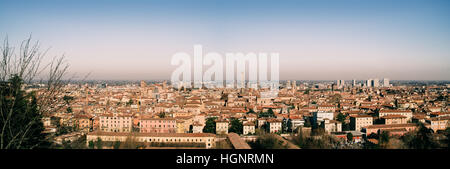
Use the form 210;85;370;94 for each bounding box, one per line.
408;123;439;149
246;109;255;114
1;36;69;149
259;108;275;118
0;75;49;149
228;118;243;135
347;132;353;142
96;137;103;149
304;118;312;127
127;99;133;106
336;113;346;123
88;140;95;149
379;131;390;148
203;117;217;133
444;127;450;148
113;141;121;149
286;119;293;133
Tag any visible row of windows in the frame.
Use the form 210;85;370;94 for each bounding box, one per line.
94;137;213;143
357;122;372;124
140;125;175;128
101;120;130;123
101;117;131;120
102;124;130;127
142;120;175;123
140;138;207;142
101;128;129;132
140;129;176;133
381;113;411;116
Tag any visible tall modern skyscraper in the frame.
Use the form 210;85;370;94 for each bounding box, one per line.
335;80;345;88
383;78;390;87
367;79;372;87
373;78;379;87
352;79;356;87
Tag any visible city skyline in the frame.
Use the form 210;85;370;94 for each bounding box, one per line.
1;0;450;81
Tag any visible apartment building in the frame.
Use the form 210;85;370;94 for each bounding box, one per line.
318;105;336;112
364;123;418;135
322;119;342;133
86;132;216;149
99;113;133;132
378;110;413;121
267;119;282;133
350;115;373;132
381;115;407;125
313;111;334;124
74;114;92;132
427;117;450;132
243;122;255;135
139;117;176;133
192;123;204;133
215;120;229;135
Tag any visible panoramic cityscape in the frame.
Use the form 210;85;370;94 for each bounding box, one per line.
24;78;449;149
0;0;449;155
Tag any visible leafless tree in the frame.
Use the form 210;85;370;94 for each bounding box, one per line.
0;35;70;149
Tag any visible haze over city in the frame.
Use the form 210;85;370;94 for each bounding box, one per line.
1;0;449;80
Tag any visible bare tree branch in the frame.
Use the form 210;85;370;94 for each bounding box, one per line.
0;35;70;149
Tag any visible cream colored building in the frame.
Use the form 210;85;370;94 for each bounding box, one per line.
322;119;342;133
318;105;336;112
99;113;132;132
86;132;216;149
243;122;255;135
378;110;412;121
215;120;229;135
350;115;373;132
267;119;282;133
427;117;450;132
192;123;204;133
42;117;52;127
381;115;407;125
176;120;188;133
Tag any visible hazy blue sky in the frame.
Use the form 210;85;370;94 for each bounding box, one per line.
1;0;449;80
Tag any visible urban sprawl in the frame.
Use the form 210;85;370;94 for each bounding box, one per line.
34;78;450;149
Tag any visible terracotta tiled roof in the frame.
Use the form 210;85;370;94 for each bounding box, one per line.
380;115;406;119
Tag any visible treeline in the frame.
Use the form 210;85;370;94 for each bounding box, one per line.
248;133;289;149
290;124;450;149
291;127;342;149
364;123;450;149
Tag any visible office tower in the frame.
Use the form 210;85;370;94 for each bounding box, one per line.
367;79;372;87
340;80;345;88
336;80;341;88
352;79;356;87
373;78;379;87
383;78;390;87
287;80;291;89
237;71;244;89
292;80;297;89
